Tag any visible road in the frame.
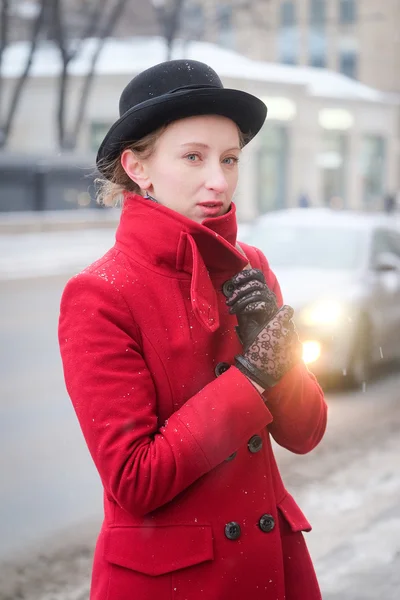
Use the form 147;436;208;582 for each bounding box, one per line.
0;276;103;560
1;274;400;599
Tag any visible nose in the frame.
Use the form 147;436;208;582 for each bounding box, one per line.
205;162;229;194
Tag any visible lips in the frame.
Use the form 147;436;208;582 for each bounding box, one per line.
197;202;224;218
198;201;223;208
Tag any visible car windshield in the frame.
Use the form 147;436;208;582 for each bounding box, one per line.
243;223;366;270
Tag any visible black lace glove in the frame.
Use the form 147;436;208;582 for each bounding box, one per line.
234;305;303;388
223;268;279;349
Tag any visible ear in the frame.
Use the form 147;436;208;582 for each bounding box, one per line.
120;149;152;191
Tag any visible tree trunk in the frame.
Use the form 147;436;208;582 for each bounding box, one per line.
52;0;74;148
154;0;185;60
0;0;10;135
0;0;47;149
52;0;114;149
70;0;129;148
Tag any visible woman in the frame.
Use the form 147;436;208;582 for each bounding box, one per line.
58;59;327;600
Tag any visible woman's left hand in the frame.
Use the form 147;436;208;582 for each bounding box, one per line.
234;305;303;388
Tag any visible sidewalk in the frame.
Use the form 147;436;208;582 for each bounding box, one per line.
0;208;120;280
0;209;120;234
0;228;116;280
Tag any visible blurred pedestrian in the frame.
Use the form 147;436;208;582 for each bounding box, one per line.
384;192;396;214
298;191;310;208
58;60;327;600
329;195;344;210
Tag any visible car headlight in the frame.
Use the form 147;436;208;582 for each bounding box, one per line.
302;341;322;364
299;299;344;327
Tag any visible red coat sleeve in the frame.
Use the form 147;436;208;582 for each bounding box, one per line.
253;247;328;455
58;271;273;518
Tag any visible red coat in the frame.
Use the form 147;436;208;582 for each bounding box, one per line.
59;194;327;600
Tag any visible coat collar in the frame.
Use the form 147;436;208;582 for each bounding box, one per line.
115;193;249;332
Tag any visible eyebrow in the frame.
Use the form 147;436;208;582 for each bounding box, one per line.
180;142;241;152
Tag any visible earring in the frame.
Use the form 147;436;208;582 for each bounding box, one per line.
145;191;159;204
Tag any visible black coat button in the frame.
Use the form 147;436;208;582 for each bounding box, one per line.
215;362;230;377
225;522;241;540
259;514;275;533
248;434;263;453
222;280;235;298
225;451;237;462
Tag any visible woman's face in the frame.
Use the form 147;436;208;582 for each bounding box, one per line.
123;115;241;223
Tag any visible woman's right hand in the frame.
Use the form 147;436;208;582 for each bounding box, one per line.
234;305;303;389
223;268;279;348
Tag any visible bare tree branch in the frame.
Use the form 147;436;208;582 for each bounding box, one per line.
52;0;71;146
73;0;108;58
52;0;69;60
153;0;185;60
0;0;47;149
70;0;129;147
0;0;11;119
51;0;109;148
0;0;9;52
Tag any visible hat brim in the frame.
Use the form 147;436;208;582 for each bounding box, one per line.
96;87;267;176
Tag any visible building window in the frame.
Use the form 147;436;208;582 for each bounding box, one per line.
216;3;235;48
309;31;327;67
278;1;298;65
309;0;326;67
317;131;348;207
338;36;358;78
281;0;295;26
339;0;356;24
310;0;326;25
339;49;357;78
257;125;288;213
361;135;386;209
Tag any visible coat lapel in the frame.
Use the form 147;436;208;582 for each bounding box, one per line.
116;194;249;332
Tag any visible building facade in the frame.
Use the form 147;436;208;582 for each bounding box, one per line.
3;37;399;218
8;1;400;93
189;0;400;93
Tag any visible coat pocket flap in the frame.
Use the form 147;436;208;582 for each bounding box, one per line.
104;525;214;576
278;493;312;532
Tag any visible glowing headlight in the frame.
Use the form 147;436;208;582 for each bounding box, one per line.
302;341;322;365
300;300;343;327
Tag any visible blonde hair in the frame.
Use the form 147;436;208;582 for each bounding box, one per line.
95;126;166;207
95;122;248;208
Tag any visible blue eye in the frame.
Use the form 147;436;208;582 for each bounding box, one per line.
223;156;239;165
186;154;199;161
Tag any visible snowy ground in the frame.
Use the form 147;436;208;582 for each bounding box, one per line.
300;433;400;598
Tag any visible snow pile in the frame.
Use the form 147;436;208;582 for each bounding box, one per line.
3;36;396;104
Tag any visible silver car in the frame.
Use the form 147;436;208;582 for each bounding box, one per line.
240;208;400;388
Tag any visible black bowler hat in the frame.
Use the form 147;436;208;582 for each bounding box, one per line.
96;59;267;176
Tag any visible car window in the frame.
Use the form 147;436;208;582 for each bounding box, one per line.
242;224;366;270
371;230;391;255
387;232;400;259
371;229;400;263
